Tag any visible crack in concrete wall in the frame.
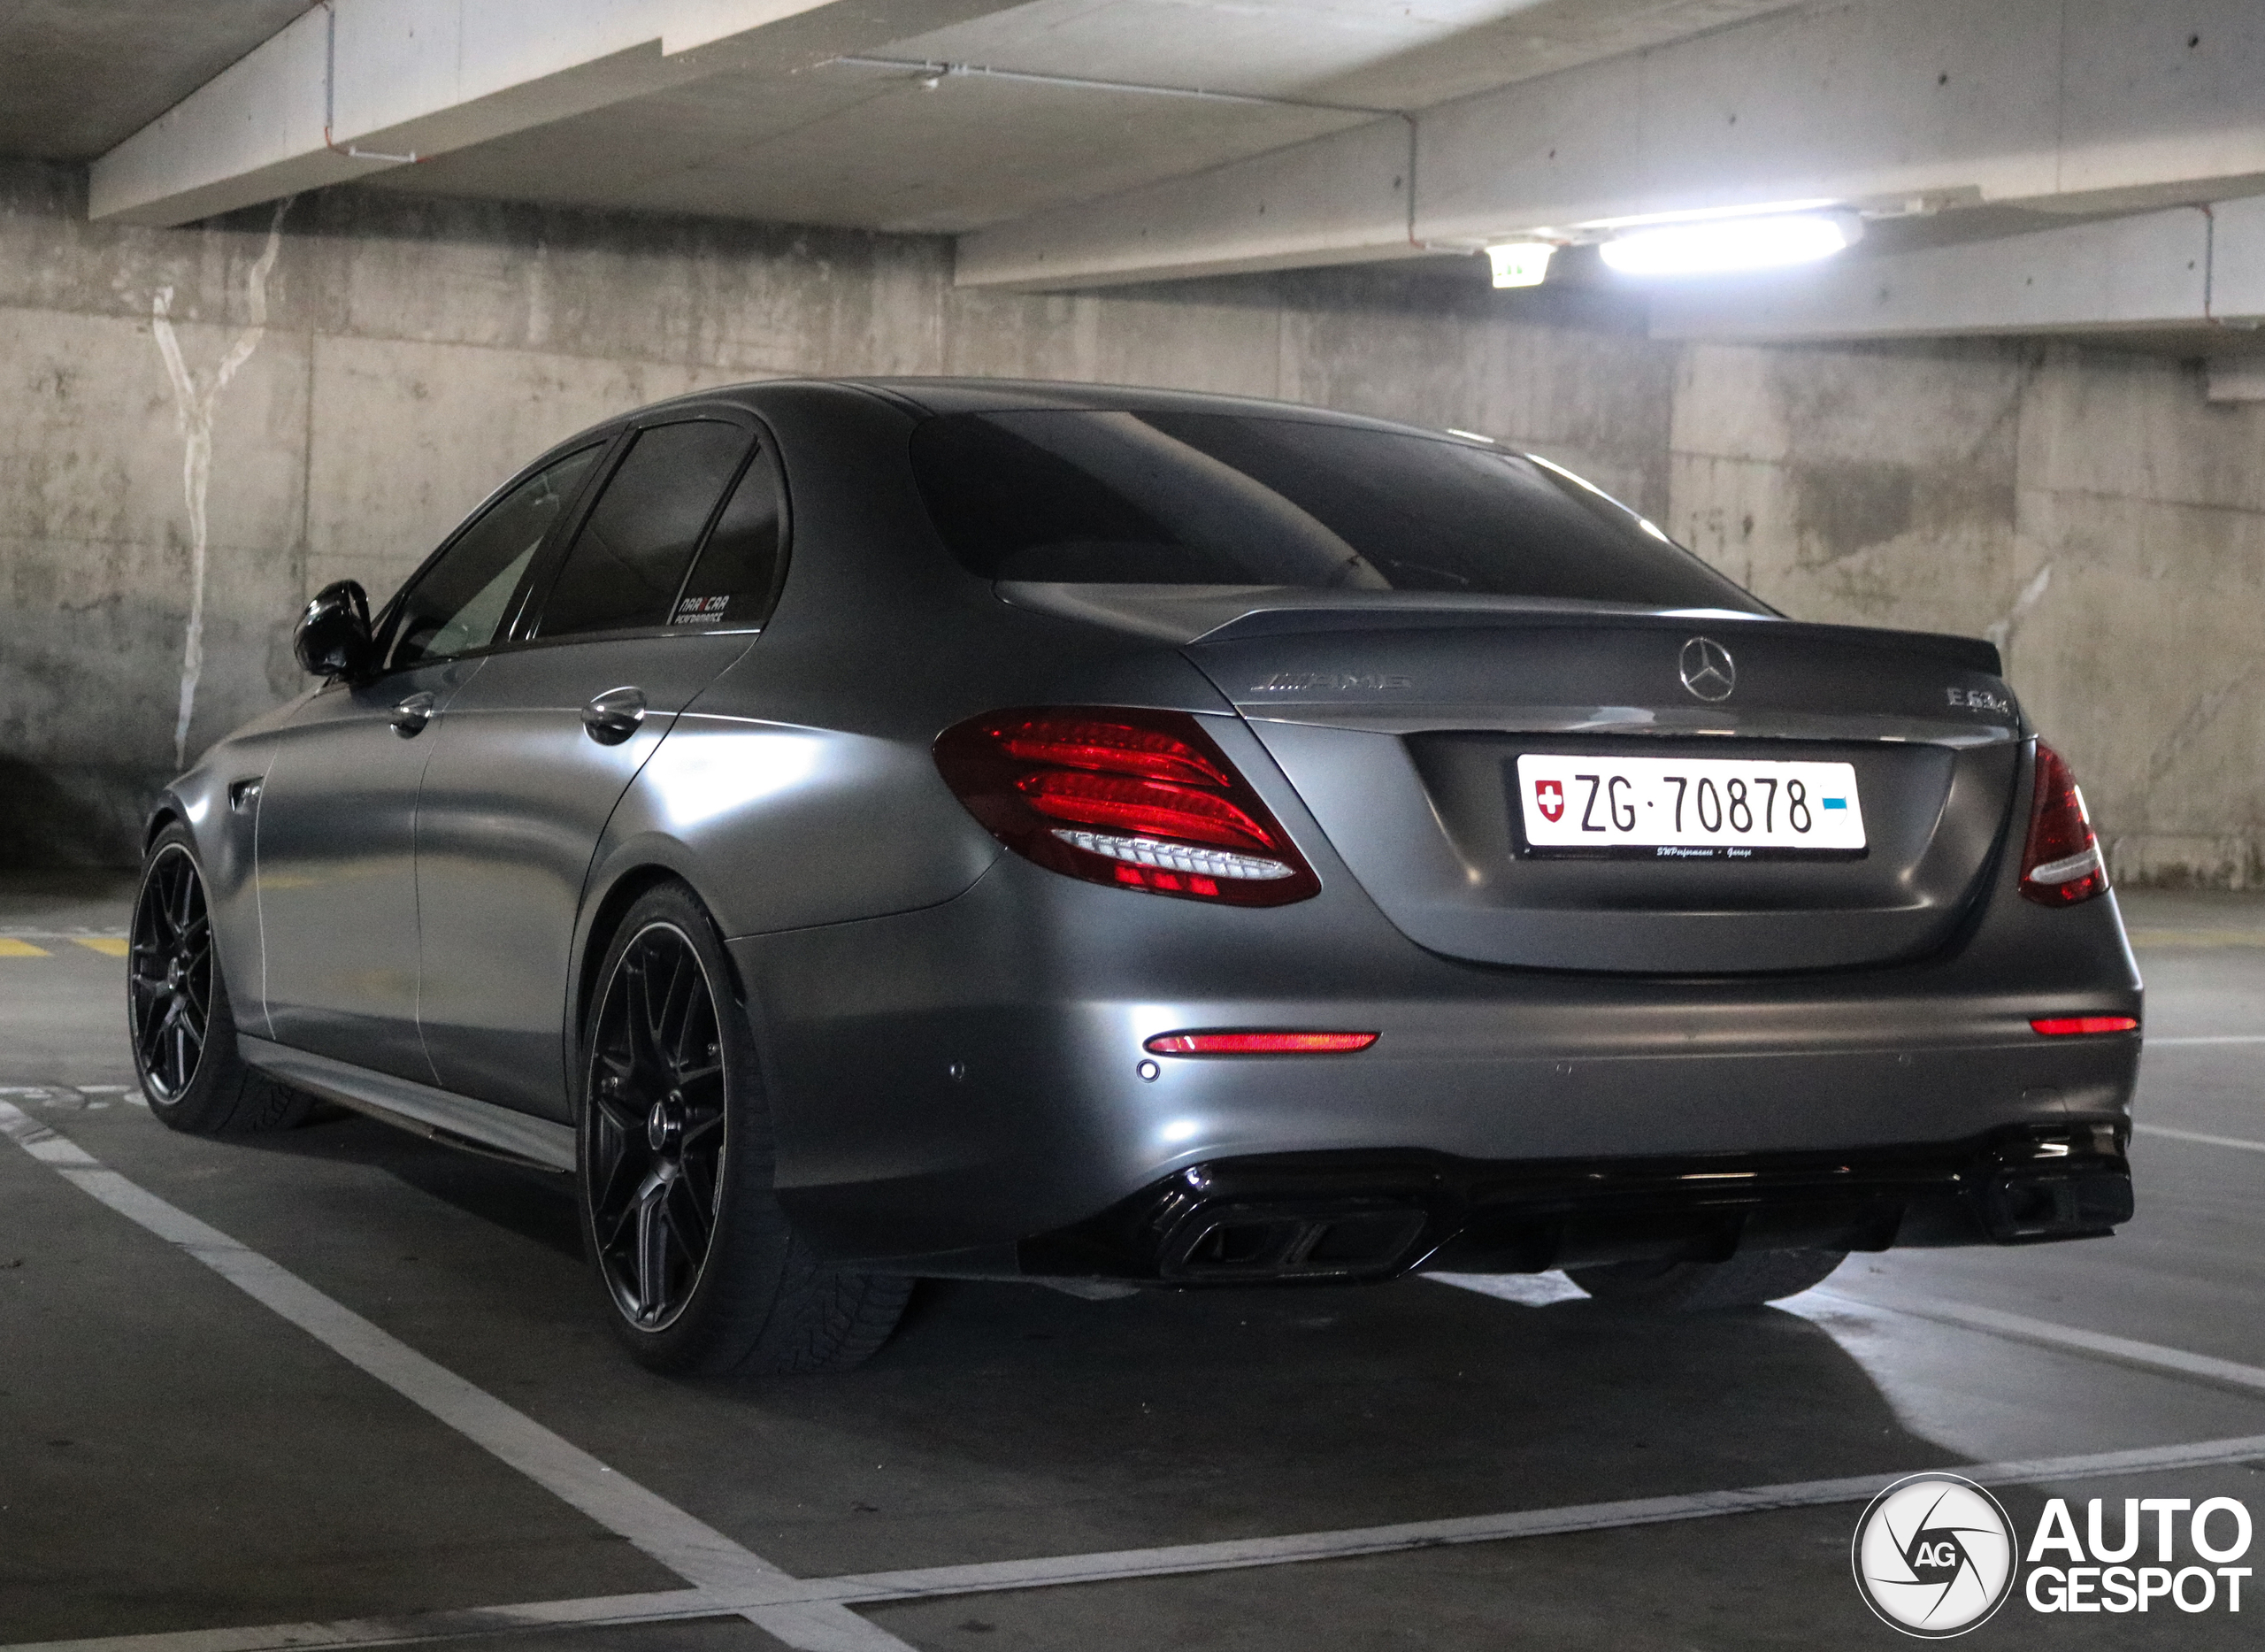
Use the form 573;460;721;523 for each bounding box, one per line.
1984;562;2051;654
150;196;288;768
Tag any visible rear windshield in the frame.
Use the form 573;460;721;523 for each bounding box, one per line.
910;410;1765;612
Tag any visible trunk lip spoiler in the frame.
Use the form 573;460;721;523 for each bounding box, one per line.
994;580;2002;677
1237;705;2020;749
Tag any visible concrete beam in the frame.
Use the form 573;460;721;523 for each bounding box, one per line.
1647;197;2265;342
957;119;1417;292
2208;359;2265;403
89;0;1021;226
957;0;2265;290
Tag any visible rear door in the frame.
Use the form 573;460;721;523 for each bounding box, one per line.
414;411;789;1118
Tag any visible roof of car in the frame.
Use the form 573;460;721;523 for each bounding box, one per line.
554;376;1490;465
651;375;1458;445
837;376;1431;431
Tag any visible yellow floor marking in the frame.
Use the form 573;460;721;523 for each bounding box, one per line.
73;936;129;957
0;939;50;957
2126;929;2265;949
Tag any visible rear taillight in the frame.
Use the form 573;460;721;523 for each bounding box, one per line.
2031;1016;2138;1036
935;706;1321;905
1146;1031;1378;1055
2019;741;2108;906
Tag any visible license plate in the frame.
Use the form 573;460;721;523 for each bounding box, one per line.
1513;754;1866;859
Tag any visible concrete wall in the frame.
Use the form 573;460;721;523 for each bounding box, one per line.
1672;340;2265;889
3;156;2258;882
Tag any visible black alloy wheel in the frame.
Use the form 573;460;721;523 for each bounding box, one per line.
576;880;911;1375
583;920;729;1332
129;841;214;1102
129;824;311;1135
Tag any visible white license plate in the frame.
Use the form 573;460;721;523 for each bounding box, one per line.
1513;754;1866;859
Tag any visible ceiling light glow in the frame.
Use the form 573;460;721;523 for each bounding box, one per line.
1486;241;1555;288
1600;211;1859;277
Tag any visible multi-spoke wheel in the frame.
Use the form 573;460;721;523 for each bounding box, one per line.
577;881;911;1374
130;825;311;1135
584;920;728;1332
130;839;213;1102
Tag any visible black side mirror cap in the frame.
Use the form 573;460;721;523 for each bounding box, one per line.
295;580;377;679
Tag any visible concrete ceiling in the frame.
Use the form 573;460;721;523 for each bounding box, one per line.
0;0;311;160
30;0;2265;350
363;0;1801;235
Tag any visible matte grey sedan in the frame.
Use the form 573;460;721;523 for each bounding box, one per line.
131;378;2142;1374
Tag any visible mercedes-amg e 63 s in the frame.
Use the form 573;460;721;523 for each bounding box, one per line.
130;379;2141;1373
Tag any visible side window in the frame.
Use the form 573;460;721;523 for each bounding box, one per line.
535;419;751;638
388;445;602;671
670;443;787;629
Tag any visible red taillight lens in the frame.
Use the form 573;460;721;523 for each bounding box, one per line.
1146;1031;1378;1055
1017;771;1277;854
2031;1016;2139;1036
935;706;1321;905
2019;741;2108;906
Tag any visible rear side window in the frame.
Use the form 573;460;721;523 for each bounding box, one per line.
536;419;751;638
910;411;1765;612
388;444;603;670
669;444;787;629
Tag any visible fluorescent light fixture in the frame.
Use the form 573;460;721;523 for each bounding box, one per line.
1600;211;1858;277
1580;197;1839;232
1486;241;1555;288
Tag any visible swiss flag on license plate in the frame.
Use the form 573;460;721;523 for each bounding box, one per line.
1534;779;1564;822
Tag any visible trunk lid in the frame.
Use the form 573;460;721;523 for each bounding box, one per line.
1171;601;2022;973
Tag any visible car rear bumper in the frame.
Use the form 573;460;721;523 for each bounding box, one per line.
726;857;2142;1273
1018;1125;2135;1285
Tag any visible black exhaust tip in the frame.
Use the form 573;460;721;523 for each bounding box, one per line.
1163;1201;1431;1282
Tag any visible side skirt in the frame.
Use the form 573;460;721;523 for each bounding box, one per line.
238;1034;576;1173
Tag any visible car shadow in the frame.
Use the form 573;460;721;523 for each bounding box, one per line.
652;1268;1959;1571
233;1109;587;1262
207;1111;1999;1587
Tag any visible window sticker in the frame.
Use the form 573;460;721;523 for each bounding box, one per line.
672;594;732;626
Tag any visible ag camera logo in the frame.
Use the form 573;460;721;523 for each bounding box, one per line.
1852;1474;2016;1637
1852;1478;2254;1634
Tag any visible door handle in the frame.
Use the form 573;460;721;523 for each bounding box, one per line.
582;686;648;746
391;691;437;737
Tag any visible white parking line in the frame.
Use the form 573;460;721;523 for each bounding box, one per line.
1801;1287;2265;1395
0;1101;913;1652
2135;1122;2265;1154
0;1591;720;1652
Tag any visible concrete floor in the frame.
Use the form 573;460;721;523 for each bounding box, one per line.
4;875;2264;1648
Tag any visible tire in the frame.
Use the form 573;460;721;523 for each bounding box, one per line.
1566;1248;1847;1310
576;881;910;1376
129;825;312;1136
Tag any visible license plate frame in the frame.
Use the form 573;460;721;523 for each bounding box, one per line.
1510;753;1868;861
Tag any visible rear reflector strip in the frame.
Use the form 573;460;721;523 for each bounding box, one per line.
1145;1031;1379;1056
2026;847;2105;887
2031;1016;2139;1036
1051;829;1294;882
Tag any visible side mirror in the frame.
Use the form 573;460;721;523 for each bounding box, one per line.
295;580;377;680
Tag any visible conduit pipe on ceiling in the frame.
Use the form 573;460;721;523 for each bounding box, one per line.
827;56;1432;253
319;0;422;165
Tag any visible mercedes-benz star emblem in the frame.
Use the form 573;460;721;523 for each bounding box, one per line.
1678;635;1736;702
